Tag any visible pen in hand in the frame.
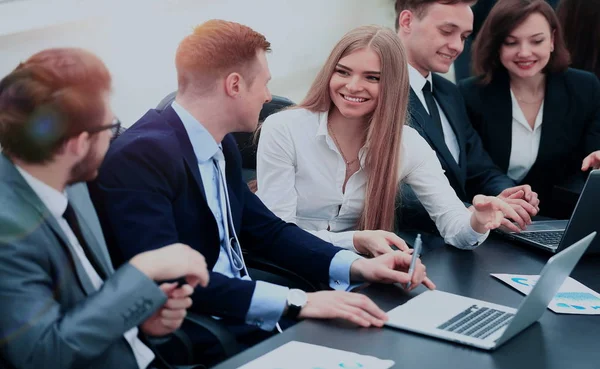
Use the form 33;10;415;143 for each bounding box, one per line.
406;234;423;290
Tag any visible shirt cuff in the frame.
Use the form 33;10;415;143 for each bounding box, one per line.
460;226;490;250
329;250;364;291
330;231;358;252
245;281;289;331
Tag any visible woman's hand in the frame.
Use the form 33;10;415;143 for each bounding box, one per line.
353;230;410;257
470;195;522;233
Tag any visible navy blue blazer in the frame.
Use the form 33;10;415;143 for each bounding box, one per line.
408;74;515;202
89;106;343;321
458;68;600;217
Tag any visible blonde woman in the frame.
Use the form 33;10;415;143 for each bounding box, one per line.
256;25;520;256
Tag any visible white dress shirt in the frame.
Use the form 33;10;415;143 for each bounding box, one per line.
507;90;544;182
256;108;488;250
408;65;461;164
16;167;155;369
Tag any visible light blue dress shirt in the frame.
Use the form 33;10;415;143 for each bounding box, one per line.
172;101;362;330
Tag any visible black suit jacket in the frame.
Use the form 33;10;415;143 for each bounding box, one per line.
90;106;343;323
408;74;515;201
458;68;600;218
398;74;514;232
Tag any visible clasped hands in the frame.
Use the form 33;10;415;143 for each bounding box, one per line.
130;243;210;337
467;185;540;233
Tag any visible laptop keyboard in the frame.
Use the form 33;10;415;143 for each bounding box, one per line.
437;305;514;339
518;231;563;249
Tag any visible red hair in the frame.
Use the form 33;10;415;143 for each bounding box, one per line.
175;19;271;93
0;48;111;163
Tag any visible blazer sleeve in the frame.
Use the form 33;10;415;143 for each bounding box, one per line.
457;82;516;198
91;135;259;321
584;74;600;154
0;218;166;369
240;185;344;284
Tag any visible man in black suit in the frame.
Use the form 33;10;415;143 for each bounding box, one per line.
393;0;540;230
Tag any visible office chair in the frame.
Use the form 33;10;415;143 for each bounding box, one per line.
155;92;294;183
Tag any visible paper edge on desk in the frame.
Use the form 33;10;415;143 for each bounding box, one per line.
237;340;395;369
491;273;600;315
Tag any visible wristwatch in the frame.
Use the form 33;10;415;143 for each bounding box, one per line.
285;289;308;319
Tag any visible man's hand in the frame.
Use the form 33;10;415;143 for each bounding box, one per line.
497;185;540;229
298;291;388;328
471;195;522;233
130;243;209;288
349;251;436;291
353;230;410;257
141;283;194;337
582;150;600;171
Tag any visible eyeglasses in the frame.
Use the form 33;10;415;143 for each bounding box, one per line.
86;118;121;136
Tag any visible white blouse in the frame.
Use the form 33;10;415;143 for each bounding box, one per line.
256;108;488;250
507;90;544;182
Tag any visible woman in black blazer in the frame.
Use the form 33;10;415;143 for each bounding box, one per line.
458;0;600;219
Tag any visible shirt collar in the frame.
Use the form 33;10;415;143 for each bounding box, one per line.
15;165;67;220
172;101;220;163
315;110;330;138
509;90;544;131
408;64;433;93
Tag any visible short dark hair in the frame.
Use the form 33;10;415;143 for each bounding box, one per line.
557;0;600;79
0;48;111;164
472;0;570;84
394;0;476;31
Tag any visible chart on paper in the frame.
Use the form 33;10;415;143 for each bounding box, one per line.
238;341;395;369
491;274;600;314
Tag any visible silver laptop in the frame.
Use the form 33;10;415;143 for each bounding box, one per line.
500;169;600;254
385;232;596;351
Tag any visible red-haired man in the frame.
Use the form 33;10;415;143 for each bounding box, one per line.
0;48;209;369
92;20;434;363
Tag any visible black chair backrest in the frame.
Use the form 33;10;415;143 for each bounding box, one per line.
155;92;295;170
237;95;294;170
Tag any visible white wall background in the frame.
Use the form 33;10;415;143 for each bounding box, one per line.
0;0;399;126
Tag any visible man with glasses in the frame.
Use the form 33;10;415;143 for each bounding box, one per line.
0;48;210;369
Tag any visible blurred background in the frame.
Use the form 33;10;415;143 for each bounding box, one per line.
0;0;430;126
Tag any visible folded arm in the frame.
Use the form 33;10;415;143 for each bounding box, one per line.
0;229;165;369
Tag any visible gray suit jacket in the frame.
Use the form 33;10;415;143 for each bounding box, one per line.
0;154;167;369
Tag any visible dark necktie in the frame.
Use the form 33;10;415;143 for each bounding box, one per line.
422;81;444;134
63;202;106;280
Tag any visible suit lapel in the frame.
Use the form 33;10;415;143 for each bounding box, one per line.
480;75;513;172
432;83;465;161
409;88;464;186
537;72;569;167
1;158;98;296
68;198;112;279
161;106;208;204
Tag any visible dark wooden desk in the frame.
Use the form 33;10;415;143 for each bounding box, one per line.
213;234;600;369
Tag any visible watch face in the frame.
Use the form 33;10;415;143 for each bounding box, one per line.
288;289;308;307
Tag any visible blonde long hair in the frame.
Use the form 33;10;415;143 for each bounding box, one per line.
299;25;409;232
